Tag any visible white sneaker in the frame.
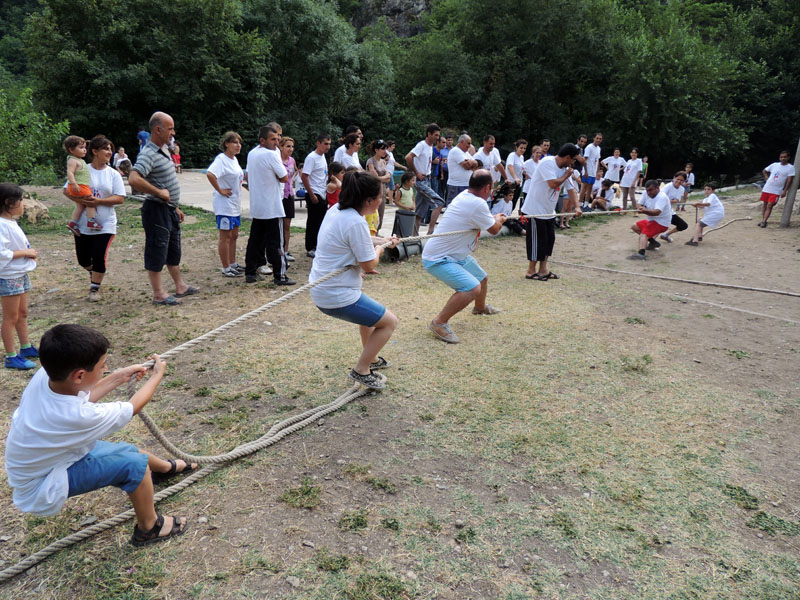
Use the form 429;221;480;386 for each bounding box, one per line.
285;252;295;262
222;266;242;277
87;289;100;302
257;265;273;275
230;262;244;273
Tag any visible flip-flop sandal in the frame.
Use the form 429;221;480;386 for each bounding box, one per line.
174;286;199;298
152;295;181;306
525;273;546;281
151;459;197;484
543;272;560;280
131;513;188;546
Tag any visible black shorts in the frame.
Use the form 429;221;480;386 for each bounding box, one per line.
526;218;556;261
141;200;181;272
74;233;115;274
282;195;295;219
670;214;688;231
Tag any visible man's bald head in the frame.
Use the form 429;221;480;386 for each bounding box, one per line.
468;169;493;199
148;112;175;146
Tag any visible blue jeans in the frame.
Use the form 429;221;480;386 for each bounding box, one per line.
67;441;149;497
317;293;387;327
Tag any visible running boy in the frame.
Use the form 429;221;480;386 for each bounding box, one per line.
5;324;194;545
759;150;795;227
685;182;725;246
64;136;102;235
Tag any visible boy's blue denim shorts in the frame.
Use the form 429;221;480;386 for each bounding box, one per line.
317;293;386;327
0;274;31;297
423;255;486;292
67;441;149;497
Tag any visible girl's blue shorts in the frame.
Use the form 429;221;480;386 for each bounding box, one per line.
317;293;386;327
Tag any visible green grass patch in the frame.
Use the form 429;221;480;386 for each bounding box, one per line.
344;571;410;600
314;548;351;572
339;509;368;531
746;512;800;536
727;348;751;360
625;316;646;325
455;526;477;544
280;478;321;509
381;517;401;531
620;354;653;373
366;476;397;494
723;484;760;509
343;463;371;476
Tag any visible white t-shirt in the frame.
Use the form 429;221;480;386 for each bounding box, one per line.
475;147;503;182
421;191;496;261
601;156;626;182
247;146;287;219
663;182;684;205
701;193;724;227
386;150;396;175
506;152;525;182
685;172;695;187
0;217;36;279
340;151;362;171
762;162;796;195
4;368;134;515
303;151;329;196
491;198;512;216
521;156;565;219
446;145;472;187
333;145;347;164
410;139;433;177
308;207;376;309
641;190;672;227
207;153;243;217
63;165;125;235
584;143;601;177
522;159;538;194
621;158;642;186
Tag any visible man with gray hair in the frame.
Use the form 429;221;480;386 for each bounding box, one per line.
445;134;479;206
129;111;199;305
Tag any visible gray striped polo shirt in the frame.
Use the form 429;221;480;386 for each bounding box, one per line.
132;141;181;207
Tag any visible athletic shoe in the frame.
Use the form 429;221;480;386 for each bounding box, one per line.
647;239;661;250
19;345;39;359
245;273;264;283
369;356;391;370
5;355;36;370
274;276;296;286
285;252;295;262
472;304;502;315
348;369;386;390
627;253;647;261
306;250;316;258
222;266;242;277
87;289;101;302
257;265;273;275
659;233;672;243
685;240;699;246
428;321;459;343
86;218;103;231
230;263;244;273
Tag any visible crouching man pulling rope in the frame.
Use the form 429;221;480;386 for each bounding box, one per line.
422;169;507;344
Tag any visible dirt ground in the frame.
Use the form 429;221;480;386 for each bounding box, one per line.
0;187;798;599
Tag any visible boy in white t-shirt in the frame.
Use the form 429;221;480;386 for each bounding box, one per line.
4;324;196;545
579;133;602;207
686;182;725;246
759;150;795;227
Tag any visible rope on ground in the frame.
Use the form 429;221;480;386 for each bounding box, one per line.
550;260;800;298
701;216;752;236
0;385;367;583
665;294;800;325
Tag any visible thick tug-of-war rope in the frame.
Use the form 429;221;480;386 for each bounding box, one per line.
0;211;764;583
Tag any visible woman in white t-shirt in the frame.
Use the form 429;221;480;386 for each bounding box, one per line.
340;133;363;171
686;182;725;246
62;135;126;302
206;131;244;277
308;171;398;390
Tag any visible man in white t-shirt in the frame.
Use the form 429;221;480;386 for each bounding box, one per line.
620;147;642;209
475;135;507;185
422;170;507;344
405;123;446;234
629;180;671;260
759;150;795;227
580;133;602;207
301;134;331;257
244;124;293;285
601;147;626;183
521;144;582;280
446;133;479;205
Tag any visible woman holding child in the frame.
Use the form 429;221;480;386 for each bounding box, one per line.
63;135;126;302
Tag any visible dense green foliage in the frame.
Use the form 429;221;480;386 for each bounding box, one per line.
0;0;797;181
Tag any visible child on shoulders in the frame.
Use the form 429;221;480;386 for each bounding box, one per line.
4;324;196;546
0;183;39;370
64;136;101;235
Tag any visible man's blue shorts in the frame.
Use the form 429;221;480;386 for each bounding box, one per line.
317;293;386;327
67;441;149;497
423;255;486;292
581;175;596;185
216;215;242;230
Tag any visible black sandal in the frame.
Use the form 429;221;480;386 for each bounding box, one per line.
151;459;197;484
525;273;545;281
131;513;188;546
543;272;560;280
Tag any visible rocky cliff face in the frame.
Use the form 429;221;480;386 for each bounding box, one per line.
348;0;430;38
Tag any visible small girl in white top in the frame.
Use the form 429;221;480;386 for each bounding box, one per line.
0;184;39;369
685;182;725;246
308;171;398;390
